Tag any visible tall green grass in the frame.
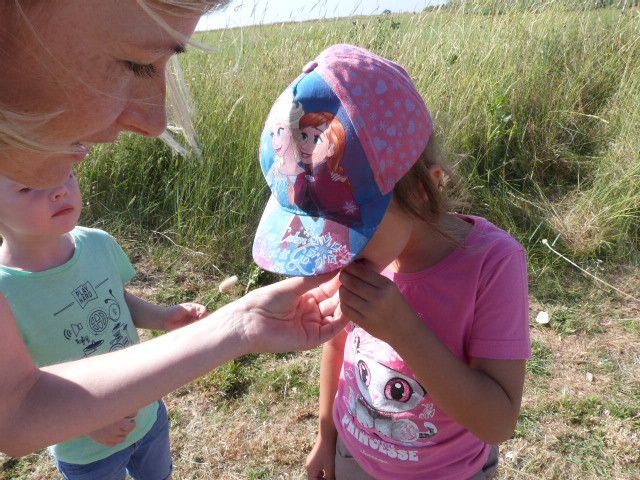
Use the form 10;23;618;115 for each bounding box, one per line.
80;6;640;284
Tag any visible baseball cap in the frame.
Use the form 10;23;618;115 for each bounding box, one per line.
253;44;433;276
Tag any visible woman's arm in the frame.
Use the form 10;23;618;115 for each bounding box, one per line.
0;274;344;457
338;263;526;445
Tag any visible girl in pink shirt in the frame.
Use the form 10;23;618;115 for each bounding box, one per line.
252;44;531;480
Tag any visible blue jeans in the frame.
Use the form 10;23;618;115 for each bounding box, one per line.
56;402;172;480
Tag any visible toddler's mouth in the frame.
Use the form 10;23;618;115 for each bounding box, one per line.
52;206;75;217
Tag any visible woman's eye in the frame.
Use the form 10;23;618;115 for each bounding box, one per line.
125;61;157;78
313;135;322;145
277;127;284;136
301;132;308;141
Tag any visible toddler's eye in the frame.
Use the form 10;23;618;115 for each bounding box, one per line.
19;187;32;193
385;378;412;402
125;61;157;78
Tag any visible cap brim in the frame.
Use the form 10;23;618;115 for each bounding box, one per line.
253;193;391;276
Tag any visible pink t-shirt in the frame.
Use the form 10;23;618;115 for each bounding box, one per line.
333;215;531;480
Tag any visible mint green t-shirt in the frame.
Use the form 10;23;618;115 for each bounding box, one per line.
0;227;158;465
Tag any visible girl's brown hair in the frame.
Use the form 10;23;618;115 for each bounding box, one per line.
393;133;461;242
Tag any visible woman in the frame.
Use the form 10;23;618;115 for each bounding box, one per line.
0;0;344;457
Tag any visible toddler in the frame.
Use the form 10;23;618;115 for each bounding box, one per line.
0;171;207;480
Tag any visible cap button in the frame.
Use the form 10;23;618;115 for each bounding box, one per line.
302;61;318;73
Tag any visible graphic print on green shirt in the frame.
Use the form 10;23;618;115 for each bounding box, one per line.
0;226;158;464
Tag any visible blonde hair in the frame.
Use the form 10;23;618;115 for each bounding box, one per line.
393;133;464;244
0;0;230;158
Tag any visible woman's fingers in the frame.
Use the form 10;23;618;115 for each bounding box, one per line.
317;315;348;344
278;272;339;299
318;292;339;318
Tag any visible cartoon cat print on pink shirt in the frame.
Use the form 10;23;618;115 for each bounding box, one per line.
346;330;438;445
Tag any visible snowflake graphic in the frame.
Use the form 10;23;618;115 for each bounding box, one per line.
334;245;353;266
282;231;309;246
307;233;342;269
343;201;358;215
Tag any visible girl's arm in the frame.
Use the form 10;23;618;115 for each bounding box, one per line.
124;291;207;331
338;263;526;445
386;321;525;444
306;326;347;480
318;327;347;440
0;274;344;457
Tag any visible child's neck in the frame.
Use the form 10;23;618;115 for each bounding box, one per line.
0;231;76;272
392;214;472;273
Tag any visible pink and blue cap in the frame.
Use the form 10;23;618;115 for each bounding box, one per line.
253;44;433;276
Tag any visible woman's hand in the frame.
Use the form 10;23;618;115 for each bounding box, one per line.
87;413;137;447
338;261;419;344
162;303;208;331
235;274;346;354
306;434;337;480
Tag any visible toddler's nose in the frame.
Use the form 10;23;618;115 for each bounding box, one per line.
50;187;68;201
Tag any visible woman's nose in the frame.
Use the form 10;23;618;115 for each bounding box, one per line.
118;99;168;138
117;80;168;138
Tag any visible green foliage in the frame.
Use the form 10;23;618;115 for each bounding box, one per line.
528;339;553;376
78;6;640;283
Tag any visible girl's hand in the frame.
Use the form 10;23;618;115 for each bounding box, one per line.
87;413;137;447
235;274;346;354
305;435;337;480
338;261;419;344
162;303;208;331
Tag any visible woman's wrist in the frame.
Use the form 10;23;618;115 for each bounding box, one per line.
208;298;254;357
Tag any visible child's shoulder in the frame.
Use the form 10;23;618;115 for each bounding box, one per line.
464;215;525;259
71;226;118;247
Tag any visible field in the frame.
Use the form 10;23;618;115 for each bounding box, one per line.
1;3;639;479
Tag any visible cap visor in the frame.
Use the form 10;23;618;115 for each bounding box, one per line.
253;193;391;276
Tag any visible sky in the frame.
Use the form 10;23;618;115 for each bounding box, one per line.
196;0;445;31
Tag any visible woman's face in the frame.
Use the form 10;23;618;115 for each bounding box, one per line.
0;1;201;188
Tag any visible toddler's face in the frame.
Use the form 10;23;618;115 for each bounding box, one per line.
0;172;82;239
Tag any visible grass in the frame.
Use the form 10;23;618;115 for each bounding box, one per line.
2;2;640;480
80;4;640;289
